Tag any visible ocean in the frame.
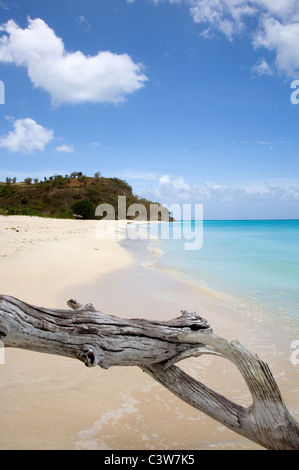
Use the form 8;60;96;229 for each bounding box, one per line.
143;220;299;333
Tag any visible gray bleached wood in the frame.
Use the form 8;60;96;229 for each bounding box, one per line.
0;295;210;369
0;294;298;450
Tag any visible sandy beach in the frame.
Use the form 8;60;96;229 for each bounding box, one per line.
0;215;298;450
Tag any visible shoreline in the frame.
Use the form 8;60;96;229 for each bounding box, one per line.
0;215;298;450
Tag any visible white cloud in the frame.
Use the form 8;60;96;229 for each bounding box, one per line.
195;0;299;76
251;58;273;77
154;0;299;76
147;174;299;218
156;175;192;201
155;175;192;201
188;0;299;34
189;0;258;40
0;117;54;154
55;144;74;153
0;17;148;106
253;17;299;77
257;0;299;20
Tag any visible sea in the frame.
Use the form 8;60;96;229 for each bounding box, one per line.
139;219;299;334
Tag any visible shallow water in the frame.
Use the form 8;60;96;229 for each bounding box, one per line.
146;220;299;334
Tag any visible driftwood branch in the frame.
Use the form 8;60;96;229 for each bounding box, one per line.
0;294;298;450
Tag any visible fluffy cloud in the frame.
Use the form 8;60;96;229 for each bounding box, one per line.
149;174;299;218
152;0;299;76
192;0;299;76
158;174;191;200
190;0;257;39
253;17;299;76
155;174;299;202
154;175;224;203
0;17;148;106
0;117;54;153
251;58;273;77
188;0;299;34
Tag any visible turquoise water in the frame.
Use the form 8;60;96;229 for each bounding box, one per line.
147;220;299;329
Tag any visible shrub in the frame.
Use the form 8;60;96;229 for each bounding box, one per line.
58;207;73;218
21;197;28;205
71;199;95;219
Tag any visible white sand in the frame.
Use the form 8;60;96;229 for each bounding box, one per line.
0;215;298;450
0;216;133;307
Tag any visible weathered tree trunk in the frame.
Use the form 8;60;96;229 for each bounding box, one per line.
0;294;298;450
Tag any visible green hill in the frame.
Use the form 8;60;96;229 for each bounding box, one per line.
0;172;170;221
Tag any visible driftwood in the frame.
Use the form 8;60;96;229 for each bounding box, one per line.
0;294;298;450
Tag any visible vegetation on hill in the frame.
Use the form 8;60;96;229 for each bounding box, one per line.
0;172;169;220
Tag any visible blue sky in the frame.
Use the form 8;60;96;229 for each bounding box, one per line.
0;0;299;219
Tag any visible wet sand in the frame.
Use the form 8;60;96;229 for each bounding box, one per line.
0;216;298;450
